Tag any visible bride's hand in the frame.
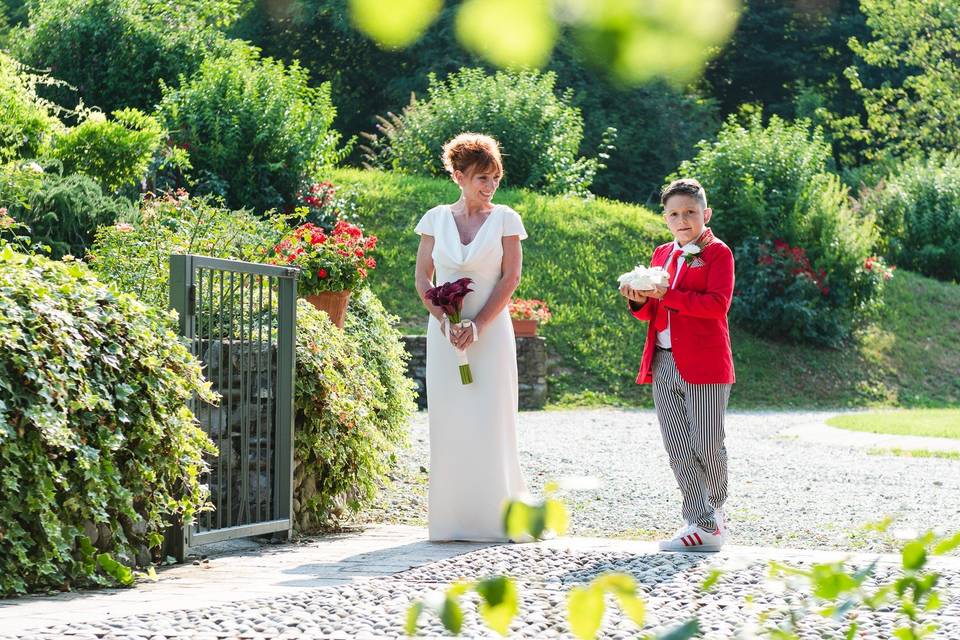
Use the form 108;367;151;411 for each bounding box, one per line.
451;319;479;350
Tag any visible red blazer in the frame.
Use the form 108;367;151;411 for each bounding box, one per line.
630;239;735;385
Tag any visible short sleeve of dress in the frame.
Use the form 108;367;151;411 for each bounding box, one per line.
501;207;528;240
414;207;436;235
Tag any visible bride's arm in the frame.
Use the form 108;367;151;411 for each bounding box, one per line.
451;236;522;350
414;235;447;327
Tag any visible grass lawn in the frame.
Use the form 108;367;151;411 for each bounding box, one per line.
828;409;960;439
335;168;960;409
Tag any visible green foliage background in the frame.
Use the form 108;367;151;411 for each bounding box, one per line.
159;47;347;213
334;167;960;408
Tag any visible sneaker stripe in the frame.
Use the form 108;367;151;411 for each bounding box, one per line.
693;532;703;545
681;536;689;546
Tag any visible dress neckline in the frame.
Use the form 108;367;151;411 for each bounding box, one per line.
447;204;499;246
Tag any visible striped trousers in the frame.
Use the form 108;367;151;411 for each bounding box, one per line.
651;349;730;530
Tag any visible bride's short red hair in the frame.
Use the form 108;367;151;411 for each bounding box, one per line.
441;133;504;178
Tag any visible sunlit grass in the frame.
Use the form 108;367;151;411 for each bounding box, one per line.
828;409;960;439
867;447;960;460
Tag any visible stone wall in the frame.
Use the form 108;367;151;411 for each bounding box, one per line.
400;335;547;410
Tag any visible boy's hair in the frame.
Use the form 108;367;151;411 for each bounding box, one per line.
661;178;707;209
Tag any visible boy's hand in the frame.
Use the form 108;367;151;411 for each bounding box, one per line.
643;285;668;300
619;284;648;304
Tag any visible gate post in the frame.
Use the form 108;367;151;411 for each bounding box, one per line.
275;270;298;539
167;254;195;561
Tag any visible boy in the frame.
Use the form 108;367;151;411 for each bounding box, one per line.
619;178;735;552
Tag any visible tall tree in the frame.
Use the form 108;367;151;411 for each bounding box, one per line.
704;0;868;120
846;0;960;159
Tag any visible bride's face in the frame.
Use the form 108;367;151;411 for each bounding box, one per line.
455;166;501;205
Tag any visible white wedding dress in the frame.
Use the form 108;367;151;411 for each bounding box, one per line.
415;204;530;541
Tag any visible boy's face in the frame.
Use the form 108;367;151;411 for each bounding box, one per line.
663;194;712;246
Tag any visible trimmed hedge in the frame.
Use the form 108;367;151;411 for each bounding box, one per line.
0;247;216;595
365;68;603;197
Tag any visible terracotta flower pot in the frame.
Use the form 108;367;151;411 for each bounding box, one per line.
305;290;351;328
512;318;539;337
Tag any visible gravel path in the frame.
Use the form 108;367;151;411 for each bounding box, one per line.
10;545;958;639
364;409;960;553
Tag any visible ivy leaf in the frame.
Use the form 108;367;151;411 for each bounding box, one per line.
567;585;604;640
810;563;858;600
924;591;942;612
701;569;723;592
96;552;134;586
440;595;463;634
503;499;546;540
544;498;569;536
405;602;423;636
932;531;960;555
901;542;927;571
475;576;518;636
614;592;645;628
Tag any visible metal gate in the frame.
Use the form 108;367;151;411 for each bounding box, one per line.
169;254;297;557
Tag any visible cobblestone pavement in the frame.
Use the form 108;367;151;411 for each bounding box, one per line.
5;409;959;639
6;535;959;639
364;409;960;554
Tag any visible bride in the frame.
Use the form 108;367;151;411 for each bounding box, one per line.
413;133;529;542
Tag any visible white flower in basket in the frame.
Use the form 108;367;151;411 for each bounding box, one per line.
617;265;671;290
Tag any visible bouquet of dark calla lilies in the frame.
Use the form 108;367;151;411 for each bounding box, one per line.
425;277;475;384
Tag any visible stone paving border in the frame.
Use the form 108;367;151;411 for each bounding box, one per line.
4;525;960;638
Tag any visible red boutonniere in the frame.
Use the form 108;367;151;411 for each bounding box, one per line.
682;228;715;267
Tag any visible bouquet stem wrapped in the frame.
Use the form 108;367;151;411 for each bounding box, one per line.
425;278;475;385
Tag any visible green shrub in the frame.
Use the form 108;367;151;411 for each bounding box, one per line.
859;155;960;282
676;113;838;247
365;68;603;197
0;51;62;162
89;191;280;307
677;114;883;345
49;109;164;194
0;247;216;595
13;0;226;114
0;161;133;258
90;194;414;529
159;48;348;214
294;290;414;531
732;237;892;347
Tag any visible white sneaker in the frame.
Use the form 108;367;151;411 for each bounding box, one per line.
659;523;725;552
